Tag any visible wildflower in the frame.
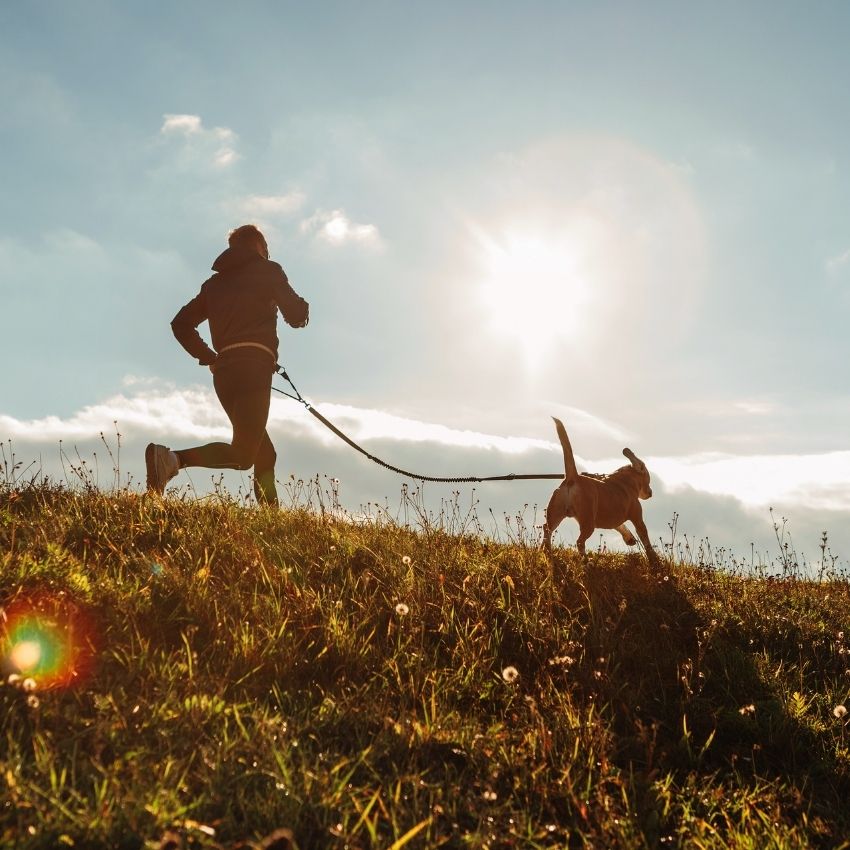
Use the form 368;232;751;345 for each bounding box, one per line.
738;704;756;716
6;673;22;686
482;790;497;801
834;704;848;719
501;666;519;684
21;678;37;693
401;555;411;566
548;655;575;667
26;695;39;709
395;603;410;616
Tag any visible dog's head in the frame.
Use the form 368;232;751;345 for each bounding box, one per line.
622;448;653;499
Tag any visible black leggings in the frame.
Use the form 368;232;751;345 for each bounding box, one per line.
175;352;278;504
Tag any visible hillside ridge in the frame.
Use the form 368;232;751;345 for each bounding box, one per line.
1;483;849;849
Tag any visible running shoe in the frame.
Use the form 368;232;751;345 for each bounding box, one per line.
145;443;179;495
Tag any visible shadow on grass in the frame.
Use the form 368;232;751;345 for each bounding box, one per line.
566;554;850;847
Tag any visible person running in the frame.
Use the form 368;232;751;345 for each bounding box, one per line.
145;224;309;504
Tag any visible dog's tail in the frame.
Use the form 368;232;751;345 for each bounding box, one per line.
552;417;579;483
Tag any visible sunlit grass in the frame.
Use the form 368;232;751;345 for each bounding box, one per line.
1;473;850;849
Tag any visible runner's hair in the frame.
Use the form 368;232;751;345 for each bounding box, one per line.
228;224;266;248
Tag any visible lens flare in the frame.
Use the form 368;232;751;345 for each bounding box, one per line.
2;594;96;689
9;639;42;672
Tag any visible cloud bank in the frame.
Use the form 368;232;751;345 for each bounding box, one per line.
2;382;849;567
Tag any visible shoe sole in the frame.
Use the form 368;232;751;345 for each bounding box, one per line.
145;443;165;495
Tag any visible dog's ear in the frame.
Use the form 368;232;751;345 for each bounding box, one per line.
623;448;646;469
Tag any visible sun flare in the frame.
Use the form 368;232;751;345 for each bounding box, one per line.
475;228;593;366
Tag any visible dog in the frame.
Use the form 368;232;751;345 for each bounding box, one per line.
543;417;658;563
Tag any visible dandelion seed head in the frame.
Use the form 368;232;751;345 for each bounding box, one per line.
26;695;39;709
834;704;847;719
738;704;756;716
395;603;410;616
502;665;519;683
401;555;411;566
21;677;37;693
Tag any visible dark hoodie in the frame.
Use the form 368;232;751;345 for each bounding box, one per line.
171;245;309;365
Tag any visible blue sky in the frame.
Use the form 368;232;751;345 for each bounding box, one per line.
2;1;849;567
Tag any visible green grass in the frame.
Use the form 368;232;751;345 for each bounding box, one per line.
1;480;850;849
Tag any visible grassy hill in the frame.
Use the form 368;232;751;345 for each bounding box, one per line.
1;481;849;849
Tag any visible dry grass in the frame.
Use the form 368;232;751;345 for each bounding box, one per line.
1;477;850;849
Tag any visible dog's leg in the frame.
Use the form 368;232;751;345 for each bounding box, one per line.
543;488;567;556
630;513;659;566
576;523;594;559
616;524;638;546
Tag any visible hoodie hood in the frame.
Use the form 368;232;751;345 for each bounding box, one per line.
211;245;265;273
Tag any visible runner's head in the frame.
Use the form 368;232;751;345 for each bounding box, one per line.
228;224;269;259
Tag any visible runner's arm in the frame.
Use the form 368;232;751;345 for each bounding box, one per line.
171;291;218;365
273;266;309;328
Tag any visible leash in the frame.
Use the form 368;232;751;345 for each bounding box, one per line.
272;365;563;484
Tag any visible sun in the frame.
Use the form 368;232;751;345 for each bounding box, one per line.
475;227;593;366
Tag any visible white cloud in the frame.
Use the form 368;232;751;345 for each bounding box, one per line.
308;403;554;454
300;209;382;248
731;399;778;416
161;114;203;135
5;384;849;513
651;451;850;512
159;113;239;168
236;191;306;218
214;148;238;167
826;248;850;276
0;386;232;443
0;385;551;455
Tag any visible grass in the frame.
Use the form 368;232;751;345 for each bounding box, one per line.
1;475;850;849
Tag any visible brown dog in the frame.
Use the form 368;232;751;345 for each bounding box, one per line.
543;417;657;563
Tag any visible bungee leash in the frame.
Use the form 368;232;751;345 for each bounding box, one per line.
272;365;563;484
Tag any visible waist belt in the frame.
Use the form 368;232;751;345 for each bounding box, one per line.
218;342;277;361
